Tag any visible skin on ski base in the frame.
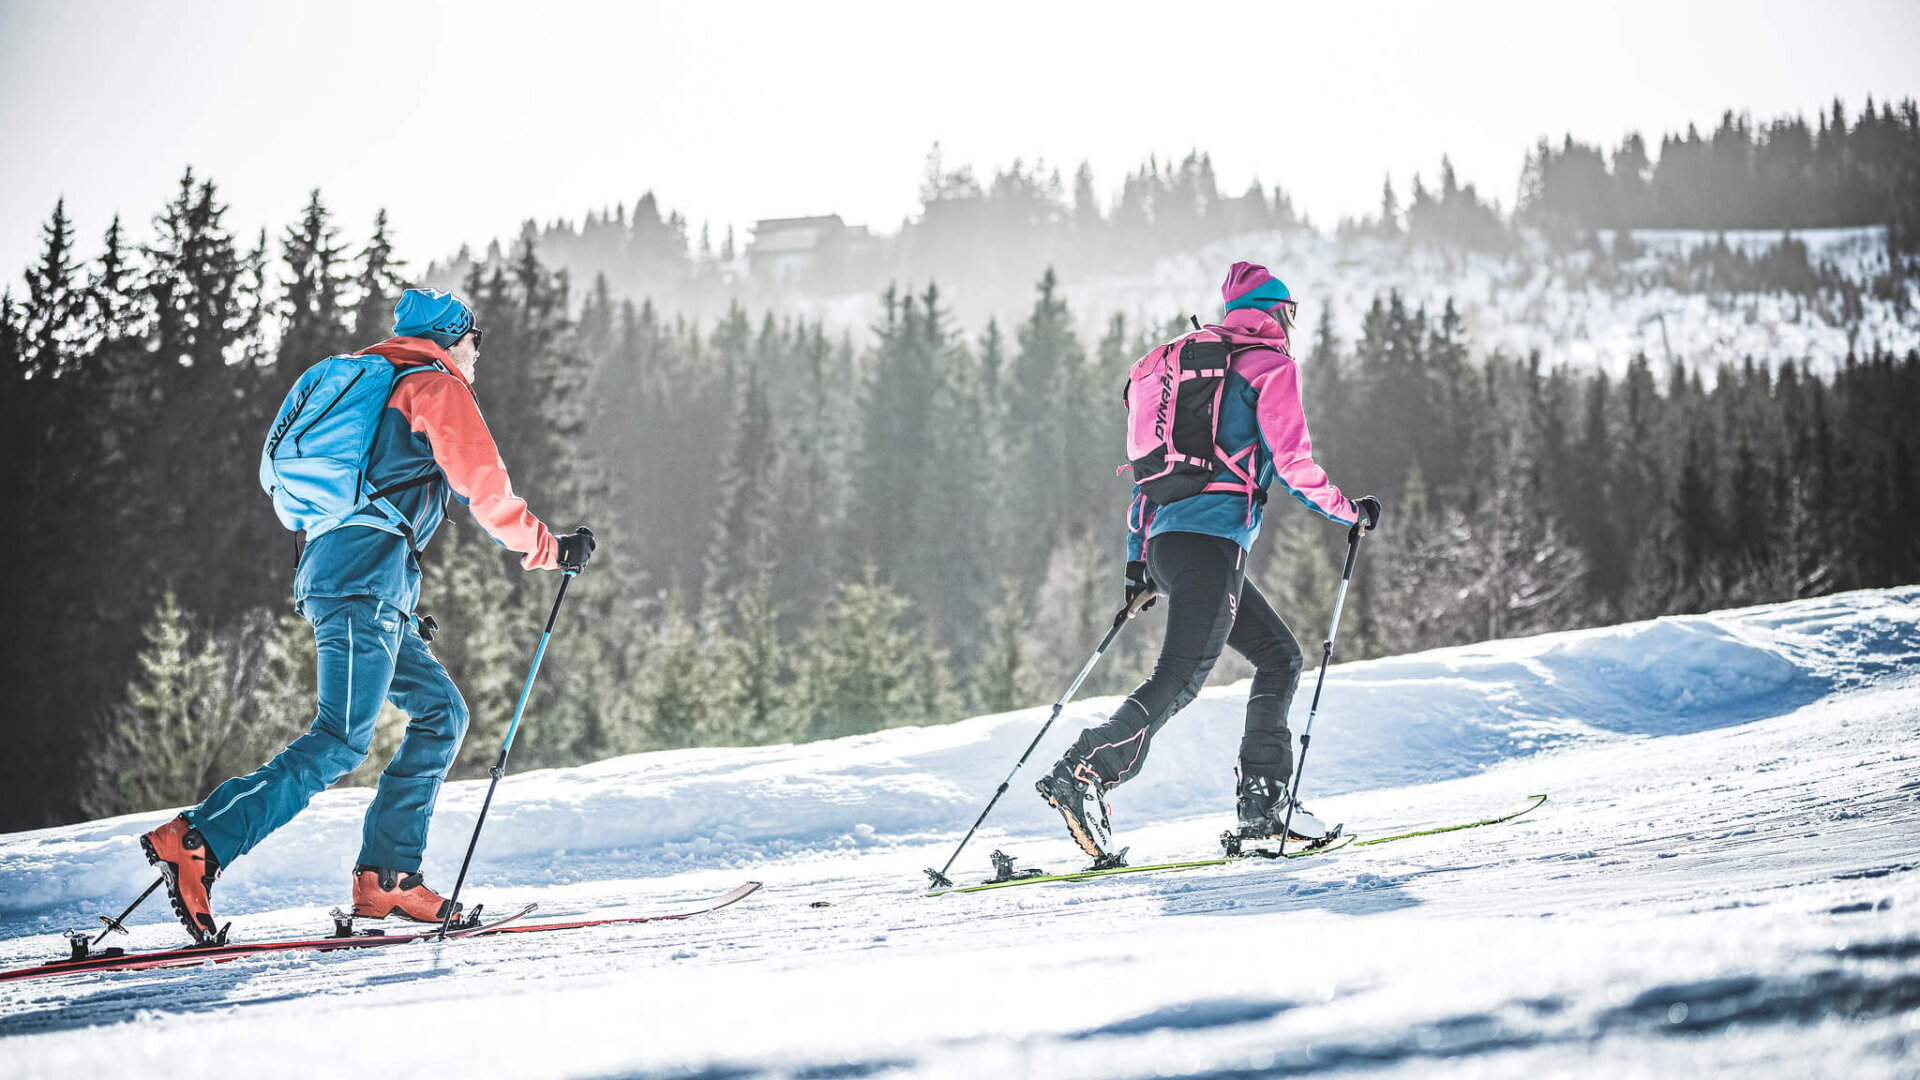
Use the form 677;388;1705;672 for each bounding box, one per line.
1;882;762;984
928;794;1548;896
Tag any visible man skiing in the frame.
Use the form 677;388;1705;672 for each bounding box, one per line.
141;288;596;943
1036;261;1379;862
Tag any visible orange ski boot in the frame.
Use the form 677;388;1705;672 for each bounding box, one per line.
141;815;223;944
351;866;464;924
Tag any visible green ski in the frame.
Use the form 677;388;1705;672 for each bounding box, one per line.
928;835;1353;896
1351;793;1547;847
925;794;1546;896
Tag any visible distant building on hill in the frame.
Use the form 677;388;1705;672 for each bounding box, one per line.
747;215;871;287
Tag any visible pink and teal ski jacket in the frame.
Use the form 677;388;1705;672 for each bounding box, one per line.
1126;306;1358;559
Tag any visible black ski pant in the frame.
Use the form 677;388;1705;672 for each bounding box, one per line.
1067;530;1304;788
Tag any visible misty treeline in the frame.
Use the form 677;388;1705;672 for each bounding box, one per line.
458;147;1307;327
6;119;1920;829
1520;98;1920;242
473;99;1918;329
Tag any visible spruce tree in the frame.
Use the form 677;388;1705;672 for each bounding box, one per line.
972;586;1030;713
704;361;777;618
794;570;951;739
277;189;350;371
1378;177;1403;236
1005;270;1086;580
20;198;83;377
349;208;407;343
725;570;789;745
87;215;146;348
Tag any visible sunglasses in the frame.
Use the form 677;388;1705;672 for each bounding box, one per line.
1273;299;1299;330
468;327;484;350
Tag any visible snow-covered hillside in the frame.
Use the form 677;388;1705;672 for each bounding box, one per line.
799;226;1920;375
1067;227;1919;375
2;588;1917;1078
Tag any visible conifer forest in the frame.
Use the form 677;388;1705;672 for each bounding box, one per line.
3;100;1917;831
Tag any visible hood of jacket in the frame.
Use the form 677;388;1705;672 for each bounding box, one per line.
353;336;467;385
1208;306;1292;353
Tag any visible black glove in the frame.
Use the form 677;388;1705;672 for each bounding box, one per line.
1125;560;1158;613
1350;496;1383;541
555;526;596;572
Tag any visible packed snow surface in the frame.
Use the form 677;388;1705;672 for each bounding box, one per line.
2;587;1918;1078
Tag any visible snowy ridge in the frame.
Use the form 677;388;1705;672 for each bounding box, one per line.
3;586;1914;926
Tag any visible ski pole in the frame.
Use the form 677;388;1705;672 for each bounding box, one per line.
924;588;1158;889
93;876;163;945
438;567;579;935
1278;530;1365;857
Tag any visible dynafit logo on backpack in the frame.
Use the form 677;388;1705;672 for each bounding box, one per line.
1153;368;1174;441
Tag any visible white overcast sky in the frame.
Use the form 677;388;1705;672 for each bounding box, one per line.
3;0;1918;283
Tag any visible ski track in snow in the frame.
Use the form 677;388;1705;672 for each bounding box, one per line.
1;587;1917;1078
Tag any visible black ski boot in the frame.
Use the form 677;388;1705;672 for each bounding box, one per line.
1035;758;1120;864
1233;772;1336;846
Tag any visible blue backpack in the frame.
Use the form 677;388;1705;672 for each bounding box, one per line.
259;354;437;546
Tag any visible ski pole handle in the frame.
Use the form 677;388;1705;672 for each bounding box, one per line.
1112;586;1158;628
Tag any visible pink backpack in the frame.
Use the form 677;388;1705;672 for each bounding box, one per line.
1120;324;1261;507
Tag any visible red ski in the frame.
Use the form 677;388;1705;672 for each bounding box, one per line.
0;882;760;984
487;881;762;936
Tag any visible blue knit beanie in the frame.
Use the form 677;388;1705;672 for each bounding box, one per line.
392;288;474;348
1224;275;1292;313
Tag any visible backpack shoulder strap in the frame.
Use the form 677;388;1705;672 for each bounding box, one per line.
359;360;447;555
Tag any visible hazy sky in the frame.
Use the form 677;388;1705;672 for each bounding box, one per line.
3;0;1918;283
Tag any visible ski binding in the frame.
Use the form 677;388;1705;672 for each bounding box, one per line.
983;849;1048;884
1220;823;1344;858
329;904;483;938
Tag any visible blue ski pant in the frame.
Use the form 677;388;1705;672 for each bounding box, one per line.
189;596;470;872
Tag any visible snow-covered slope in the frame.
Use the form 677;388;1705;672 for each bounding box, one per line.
2;587;1917;1078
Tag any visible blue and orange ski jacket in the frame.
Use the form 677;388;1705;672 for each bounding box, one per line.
294;336;560;615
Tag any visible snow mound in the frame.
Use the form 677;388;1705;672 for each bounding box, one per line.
2;587;1914;922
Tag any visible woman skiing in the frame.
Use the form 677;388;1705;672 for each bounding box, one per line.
1036;261;1379;862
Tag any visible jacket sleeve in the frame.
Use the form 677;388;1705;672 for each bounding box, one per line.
1248;354;1359;527
394;374;560;570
